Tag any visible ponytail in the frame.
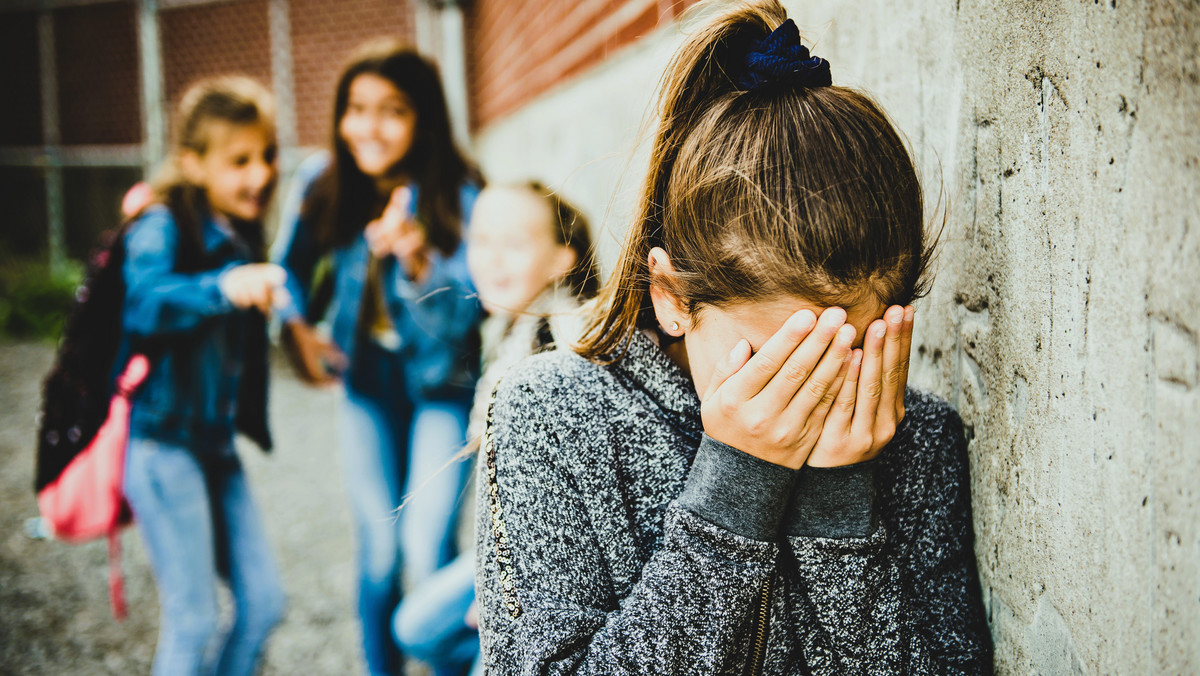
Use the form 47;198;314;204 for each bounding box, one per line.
578;1;787;361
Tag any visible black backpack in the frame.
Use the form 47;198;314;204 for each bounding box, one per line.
35;227;132;494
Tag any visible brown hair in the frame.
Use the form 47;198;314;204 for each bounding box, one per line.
577;0;934;361
149;75;275;271
525;181;601;300
305;39;482;255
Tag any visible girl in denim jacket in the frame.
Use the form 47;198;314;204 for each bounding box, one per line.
122;76;286;676
272;40;482;676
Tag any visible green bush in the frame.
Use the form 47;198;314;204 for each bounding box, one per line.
0;258;84;340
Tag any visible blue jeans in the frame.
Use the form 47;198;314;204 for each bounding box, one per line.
340;341;472;676
124;437;285;676
393;552;481;676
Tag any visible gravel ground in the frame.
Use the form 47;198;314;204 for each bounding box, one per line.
0;340;367;675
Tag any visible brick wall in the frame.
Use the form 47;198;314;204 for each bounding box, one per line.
465;0;702;131
290;0;413;147
56;2;141;145
161;0;272;118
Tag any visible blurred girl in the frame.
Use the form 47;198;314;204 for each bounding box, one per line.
475;2;993;673
122;76;286;676
272;40;482;675
392;182;599;676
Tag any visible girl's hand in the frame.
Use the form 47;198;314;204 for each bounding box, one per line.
282;319;347;386
700;307;857;470
219;263;287;315
807;305;914;467
365;186;430;281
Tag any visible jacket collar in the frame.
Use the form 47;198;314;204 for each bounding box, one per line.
610;329;702;442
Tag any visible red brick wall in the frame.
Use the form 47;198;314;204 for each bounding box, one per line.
290;0;413;147
465;0;702;130
160;0;272;123
0;11;43;147
55;1;141;145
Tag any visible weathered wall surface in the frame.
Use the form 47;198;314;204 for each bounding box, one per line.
471;0;1200;671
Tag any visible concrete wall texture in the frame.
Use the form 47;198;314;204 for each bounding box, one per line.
469;1;1200;672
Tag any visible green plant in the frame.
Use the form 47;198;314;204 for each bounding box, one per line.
0;258;84;340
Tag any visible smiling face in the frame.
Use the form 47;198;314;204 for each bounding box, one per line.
338;73;418;179
467;186;576;316
182;120;277;222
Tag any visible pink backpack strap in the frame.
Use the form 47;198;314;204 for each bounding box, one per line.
107;530;126;621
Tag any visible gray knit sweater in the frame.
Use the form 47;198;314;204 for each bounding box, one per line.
475;330;993;674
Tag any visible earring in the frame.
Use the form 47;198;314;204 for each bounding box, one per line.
670;321;681;334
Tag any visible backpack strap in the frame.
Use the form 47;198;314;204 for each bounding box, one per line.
107;529;126;621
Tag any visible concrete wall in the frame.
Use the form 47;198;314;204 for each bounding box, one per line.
469;1;1200;671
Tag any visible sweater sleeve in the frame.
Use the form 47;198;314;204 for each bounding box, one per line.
476;380;793;675
122;207;237;338
779;402;993;674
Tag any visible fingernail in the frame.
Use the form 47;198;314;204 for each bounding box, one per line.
837;324;855;344
874;323;887;339
794;310;816;331
851;350;863;367
905;306;915;322
729;339;748;360
889;308;903;325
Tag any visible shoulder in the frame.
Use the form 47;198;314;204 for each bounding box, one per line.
458;181;481;222
294;151;331;192
885;387;972;488
492;348;608;418
490;348;621;451
903;387;964;436
125;205;177;253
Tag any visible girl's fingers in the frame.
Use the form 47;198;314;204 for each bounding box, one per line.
852;319;886;439
722;309;817;400
756;307;846;408
828;349;862;428
783;322;855;422
388;186;413;214
878;306;906;423
806;349;861;467
322;342;349;373
704;339;751;401
895;306;915;419
811;347;855;428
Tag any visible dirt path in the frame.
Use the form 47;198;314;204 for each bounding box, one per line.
0;340;364;675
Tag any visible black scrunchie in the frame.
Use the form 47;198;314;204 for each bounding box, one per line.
739;19;831;91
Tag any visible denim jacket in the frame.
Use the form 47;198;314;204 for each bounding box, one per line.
273;153;481;402
122;205;272;452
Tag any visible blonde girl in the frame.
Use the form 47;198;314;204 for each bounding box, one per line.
122;76;286;676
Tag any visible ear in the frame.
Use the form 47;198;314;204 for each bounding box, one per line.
549;245;577;284
179;150;206;185
647;247;687;337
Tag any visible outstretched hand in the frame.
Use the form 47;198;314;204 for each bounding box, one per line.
807;305;914;467
219;263;289;315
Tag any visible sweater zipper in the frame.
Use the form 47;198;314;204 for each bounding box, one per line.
748;576;771;676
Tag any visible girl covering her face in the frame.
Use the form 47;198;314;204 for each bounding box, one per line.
474;2;992;673
121;75;287;676
272;39;484;676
